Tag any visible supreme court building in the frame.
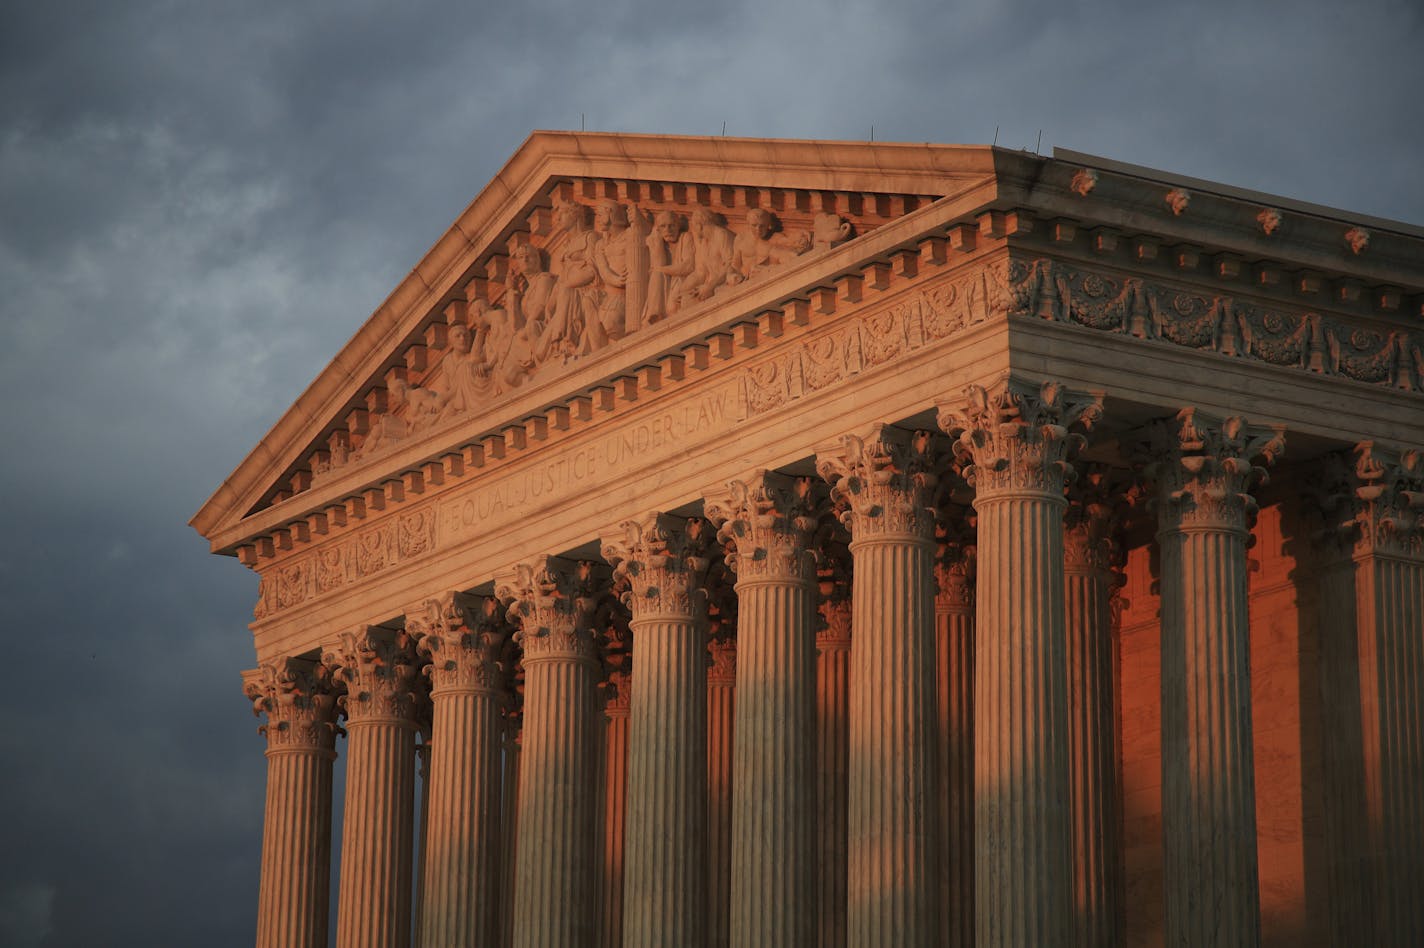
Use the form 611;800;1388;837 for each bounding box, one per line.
192;133;1424;947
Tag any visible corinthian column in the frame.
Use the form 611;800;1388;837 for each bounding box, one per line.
817;426;940;947
325;627;421;948
815;544;852;948
934;532;975;948
1146;408;1284;947
496;558;604;948
937;377;1103;948
243;658;340;948
1063;467;1127;948
704;471;818;948
602;513;713;947
1313;443;1424;946
406;592;508;948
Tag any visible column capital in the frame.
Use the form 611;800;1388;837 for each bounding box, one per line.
708;636;737;684
1145;407;1285;533
937;376;1104;499
1310;442;1424;561
322;626;420;725
1064;463;1133;576
406;591;509;696
601;512;714;621
816;424;939;542
815;530;853;649
703;469;820;583
495;556;605;663
243;658;341;753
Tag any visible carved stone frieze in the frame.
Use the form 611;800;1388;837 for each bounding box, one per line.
306;189;873;487
739;262;1018;421
816;425;939;541
703;471;820;583
1144;408;1286;533
406;591;509;695
322;627;420;724
254;501;438;620
495;557;604;662
601;512;713;621
244;658;341;751
1011;257;1424;392
937;377;1104;498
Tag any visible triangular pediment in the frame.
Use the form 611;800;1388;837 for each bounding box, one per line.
191;132;1005;553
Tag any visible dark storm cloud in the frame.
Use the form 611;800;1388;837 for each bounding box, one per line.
0;0;1418;944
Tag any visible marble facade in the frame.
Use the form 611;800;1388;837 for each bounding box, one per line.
200;133;1424;947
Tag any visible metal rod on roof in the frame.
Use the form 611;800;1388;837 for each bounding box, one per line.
993;125;999;147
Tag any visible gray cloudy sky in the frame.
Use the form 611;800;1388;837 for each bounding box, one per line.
0;0;1419;944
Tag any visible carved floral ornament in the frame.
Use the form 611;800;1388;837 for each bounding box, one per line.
407;591;509;694
244;658;341;750
815;425;939;540
495;557;605;661
1311;443;1424;560
600;513;713;620
307;191;865;486
936;378;1103;497
322;627;420;724
1144;408;1286;532
703;471;820;582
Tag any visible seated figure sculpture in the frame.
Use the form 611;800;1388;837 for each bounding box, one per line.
643;209;694;324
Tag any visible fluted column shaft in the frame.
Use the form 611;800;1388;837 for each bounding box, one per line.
498;720;523;948
327;630;420;948
816;595;851;948
820;426;940;947
1315;443;1424;945
974;489;1071;945
244;661;339;948
1151;409;1282;947
939;380;1102;948
409;592;508;948
1064;495;1124;948
707;640;736;948
935;557;975;948
498;558;603;948
705;472;818;948
598;680;630;948
603;514;711;948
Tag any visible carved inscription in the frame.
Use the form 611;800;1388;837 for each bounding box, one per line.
442;386;741;539
254;385;741;621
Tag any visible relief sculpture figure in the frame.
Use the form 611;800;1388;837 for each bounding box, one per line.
436;321;498;420
643;209;694;324
728;208;806;283
591;200;651;342
545;200;601;359
682;208;736;304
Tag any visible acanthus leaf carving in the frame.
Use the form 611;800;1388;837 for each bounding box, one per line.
407;591;509;695
815;425;939;541
1143;408;1285;533
1064;463;1133;578
600;512;713;621
322;626;420;724
495;556;605;663
243;658;342;751
1340;443;1424;560
937;377;1103;498
703;470;820;583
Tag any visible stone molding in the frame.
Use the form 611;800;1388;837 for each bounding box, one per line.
937;376;1104;498
704;470;821;584
243;659;341;753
